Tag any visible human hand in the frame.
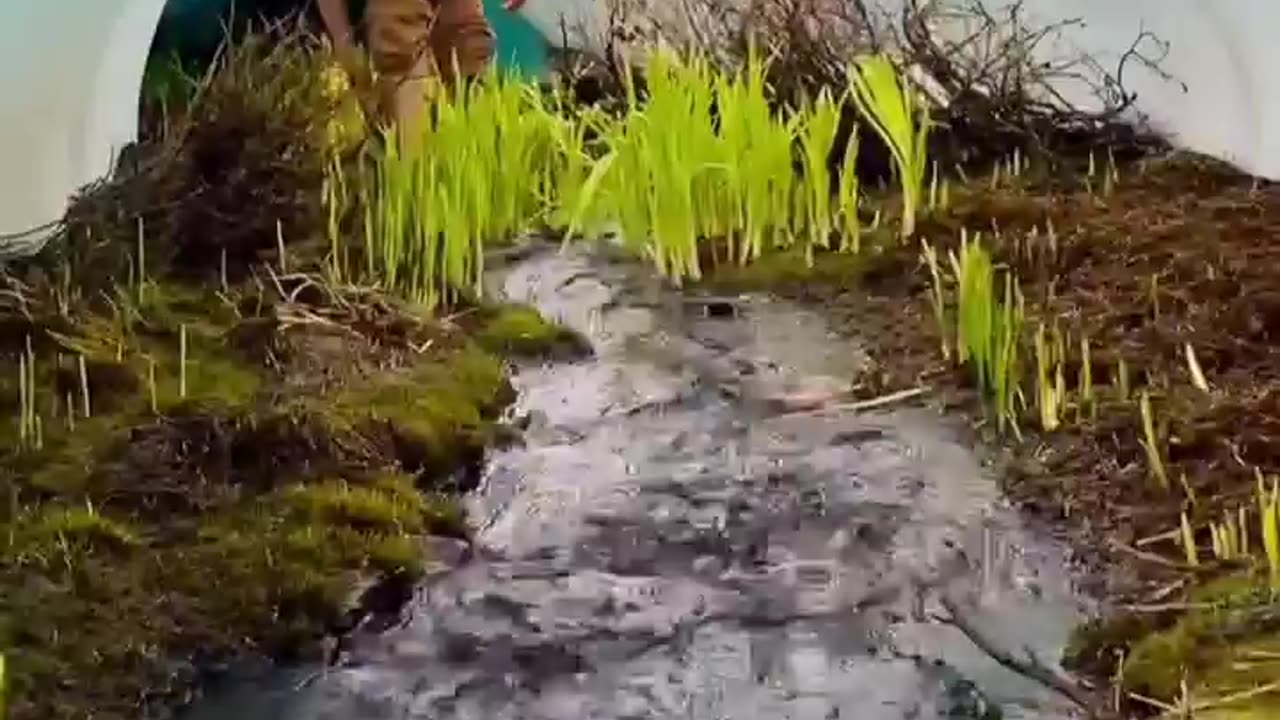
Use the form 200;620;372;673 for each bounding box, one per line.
503;0;527;10
333;40;362;77
333;42;373;95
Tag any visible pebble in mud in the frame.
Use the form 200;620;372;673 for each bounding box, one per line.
185;247;1090;720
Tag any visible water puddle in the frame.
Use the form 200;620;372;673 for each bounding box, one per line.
185;244;1091;719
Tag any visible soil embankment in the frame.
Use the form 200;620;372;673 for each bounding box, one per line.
709;153;1280;716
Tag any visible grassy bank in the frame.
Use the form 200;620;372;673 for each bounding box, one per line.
0;247;585;720
0;30;589;720
705;153;1280;717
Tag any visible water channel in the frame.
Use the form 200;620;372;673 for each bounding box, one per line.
186;243;1092;720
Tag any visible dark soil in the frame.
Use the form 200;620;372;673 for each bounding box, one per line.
706;152;1280;715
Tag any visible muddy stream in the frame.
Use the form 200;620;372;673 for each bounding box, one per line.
186;244;1092;719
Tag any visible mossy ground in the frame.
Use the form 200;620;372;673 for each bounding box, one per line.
0;256;579;720
703;152;1280;716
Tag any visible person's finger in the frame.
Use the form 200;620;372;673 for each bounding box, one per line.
503;0;526;11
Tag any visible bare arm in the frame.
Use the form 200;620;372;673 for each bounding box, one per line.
316;0;357;54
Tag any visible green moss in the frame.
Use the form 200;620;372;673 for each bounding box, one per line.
150;339;263;411
699;246;870;293
1122;572;1280;709
18;505;141;552
1;316;517;719
11;417;127;496
471;303;591;359
279;474;462;537
318;344;512;473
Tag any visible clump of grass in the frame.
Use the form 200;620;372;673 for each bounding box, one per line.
1076;335;1095;421
1208;506;1248;562
21;503;141;554
922;231;1023;433
846;55;932;238
335;69;561;309
582;47;799;280
329;47;934;295
794;87;843;262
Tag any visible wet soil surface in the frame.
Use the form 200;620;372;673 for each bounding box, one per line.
186;244;1092;719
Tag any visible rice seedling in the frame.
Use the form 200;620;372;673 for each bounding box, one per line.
1184;343;1210;392
835;127;862;252
78;354;90;418
930;231;1023;432
795;87;844;262
1139;391;1170;490
1077;335;1095;421
543;97;609;237
1179;511;1199;566
323;156;349;281
927;160;940;210
135;216;147;303
1053;324;1066;421
584;45;803;278
1174;473;1280;588
1257;469;1280;590
921;239;950;360
1034;322;1061;431
17;341;35;449
1209;507;1247;561
342;69;561;307
703;47;799;264
148;357;159;413
846;55;932;238
178;324;188;399
638;49;718;279
1102;147;1118;197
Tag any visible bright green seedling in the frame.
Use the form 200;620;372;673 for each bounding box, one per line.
1139;391;1169;490
836;126;862;252
847;55;931;238
1179;511;1199;566
339;69;566;308
795;87;843;262
1209;508;1247;561
941;231;1022;433
1034;323;1061;431
921;239;950;360
1258;469;1280;591
1077;336;1094;421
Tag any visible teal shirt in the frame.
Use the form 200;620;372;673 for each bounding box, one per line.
148;0;549;81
